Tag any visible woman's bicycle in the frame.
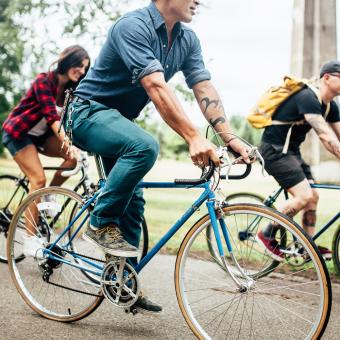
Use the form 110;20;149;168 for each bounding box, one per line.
6;146;332;339
0;152;149;263
222;184;340;275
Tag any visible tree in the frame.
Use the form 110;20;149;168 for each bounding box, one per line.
0;0;195;158
0;0;30;154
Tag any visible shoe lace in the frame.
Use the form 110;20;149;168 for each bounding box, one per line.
105;226;123;242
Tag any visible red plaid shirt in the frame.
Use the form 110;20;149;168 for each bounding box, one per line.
2;71;60;139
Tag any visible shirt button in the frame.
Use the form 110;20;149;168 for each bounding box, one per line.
166;65;169;69
163;44;166;48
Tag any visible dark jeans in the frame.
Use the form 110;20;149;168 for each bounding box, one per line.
70;99;159;249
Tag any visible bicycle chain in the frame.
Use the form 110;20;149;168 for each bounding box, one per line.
43;247;106;297
45;278;102;298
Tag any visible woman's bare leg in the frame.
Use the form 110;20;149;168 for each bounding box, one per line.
39;133;77;186
13;145;46;236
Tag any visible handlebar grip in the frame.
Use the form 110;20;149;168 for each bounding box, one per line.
174;163;215;185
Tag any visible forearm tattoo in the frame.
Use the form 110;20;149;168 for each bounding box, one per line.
328;140;340;156
305;114;330;136
209;116;226;127
201;97;226;127
302;209;316;228
305;114;340;157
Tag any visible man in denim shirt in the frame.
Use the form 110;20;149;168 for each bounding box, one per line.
70;0;250;312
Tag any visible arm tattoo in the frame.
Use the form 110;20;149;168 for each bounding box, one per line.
304;114;329;136
201;97;226;127
209;116;226;127
328;140;340;155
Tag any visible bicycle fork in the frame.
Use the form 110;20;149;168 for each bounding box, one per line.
206;200;255;291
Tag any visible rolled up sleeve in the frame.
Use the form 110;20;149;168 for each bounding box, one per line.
111;18;164;85
181;32;211;89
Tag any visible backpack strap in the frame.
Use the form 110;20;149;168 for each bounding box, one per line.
271;119;305;154
308;84;331;119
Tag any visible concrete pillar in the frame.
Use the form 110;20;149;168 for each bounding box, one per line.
291;0;337;172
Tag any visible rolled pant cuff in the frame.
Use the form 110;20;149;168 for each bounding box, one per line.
90;214;119;228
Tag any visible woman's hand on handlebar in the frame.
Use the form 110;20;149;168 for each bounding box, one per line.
69;145;81;161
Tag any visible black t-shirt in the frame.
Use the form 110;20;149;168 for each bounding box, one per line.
262;87;340;151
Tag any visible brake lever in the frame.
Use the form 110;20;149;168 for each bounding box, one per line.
255;149;266;176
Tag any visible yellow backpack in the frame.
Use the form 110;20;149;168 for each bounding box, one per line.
247;76;330;153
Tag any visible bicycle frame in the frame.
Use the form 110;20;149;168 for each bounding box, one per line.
242;183;340;242
44;180;234;279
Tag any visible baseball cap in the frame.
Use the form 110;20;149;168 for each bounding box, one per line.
320;60;340;78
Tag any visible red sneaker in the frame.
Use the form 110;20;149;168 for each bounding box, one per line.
317;246;332;261
256;230;284;262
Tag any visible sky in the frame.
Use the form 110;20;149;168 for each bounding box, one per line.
32;0;339;125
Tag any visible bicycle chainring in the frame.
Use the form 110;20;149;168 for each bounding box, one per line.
101;259;140;308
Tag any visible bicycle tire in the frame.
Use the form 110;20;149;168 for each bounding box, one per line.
7;187;104;322
332;224;340;276
226;192;266;205
0;175;28;263
175;204;332;340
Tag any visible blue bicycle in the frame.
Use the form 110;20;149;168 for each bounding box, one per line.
7;147;332;339
224;184;340;274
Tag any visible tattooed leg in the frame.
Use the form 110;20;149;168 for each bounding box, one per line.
262;207;298;239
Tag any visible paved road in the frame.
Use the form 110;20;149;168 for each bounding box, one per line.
0;255;339;339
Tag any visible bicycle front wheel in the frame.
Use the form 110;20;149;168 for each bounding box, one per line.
7;187;104;322
0;175;28;263
226;192;266;205
175;204;331;340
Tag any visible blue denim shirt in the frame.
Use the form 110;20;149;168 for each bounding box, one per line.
75;2;211;120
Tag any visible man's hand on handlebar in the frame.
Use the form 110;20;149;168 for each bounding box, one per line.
228;138;255;164
189;135;220;168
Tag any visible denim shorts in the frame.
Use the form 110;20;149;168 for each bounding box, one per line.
1;130;53;156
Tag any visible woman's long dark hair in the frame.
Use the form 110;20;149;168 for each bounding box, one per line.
50;45;90;104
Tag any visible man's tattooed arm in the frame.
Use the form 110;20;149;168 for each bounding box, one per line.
192;80;251;161
304;114;340;159
192;81;233;142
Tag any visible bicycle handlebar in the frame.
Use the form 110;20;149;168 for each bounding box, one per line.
221;163;252;180
174;163;216;185
173;145;264;185
61;152;88;177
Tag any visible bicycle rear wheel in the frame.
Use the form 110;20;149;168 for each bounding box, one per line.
175;204;331;340
7;187;104;322
0;175;28;263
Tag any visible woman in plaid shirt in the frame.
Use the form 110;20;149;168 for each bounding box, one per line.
1;45;90;256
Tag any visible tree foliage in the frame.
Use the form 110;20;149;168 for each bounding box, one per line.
0;0;31;153
0;0;200;158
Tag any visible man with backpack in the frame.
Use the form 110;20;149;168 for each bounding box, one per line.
255;61;340;261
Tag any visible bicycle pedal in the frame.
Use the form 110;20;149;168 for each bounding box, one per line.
124;307;138;315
